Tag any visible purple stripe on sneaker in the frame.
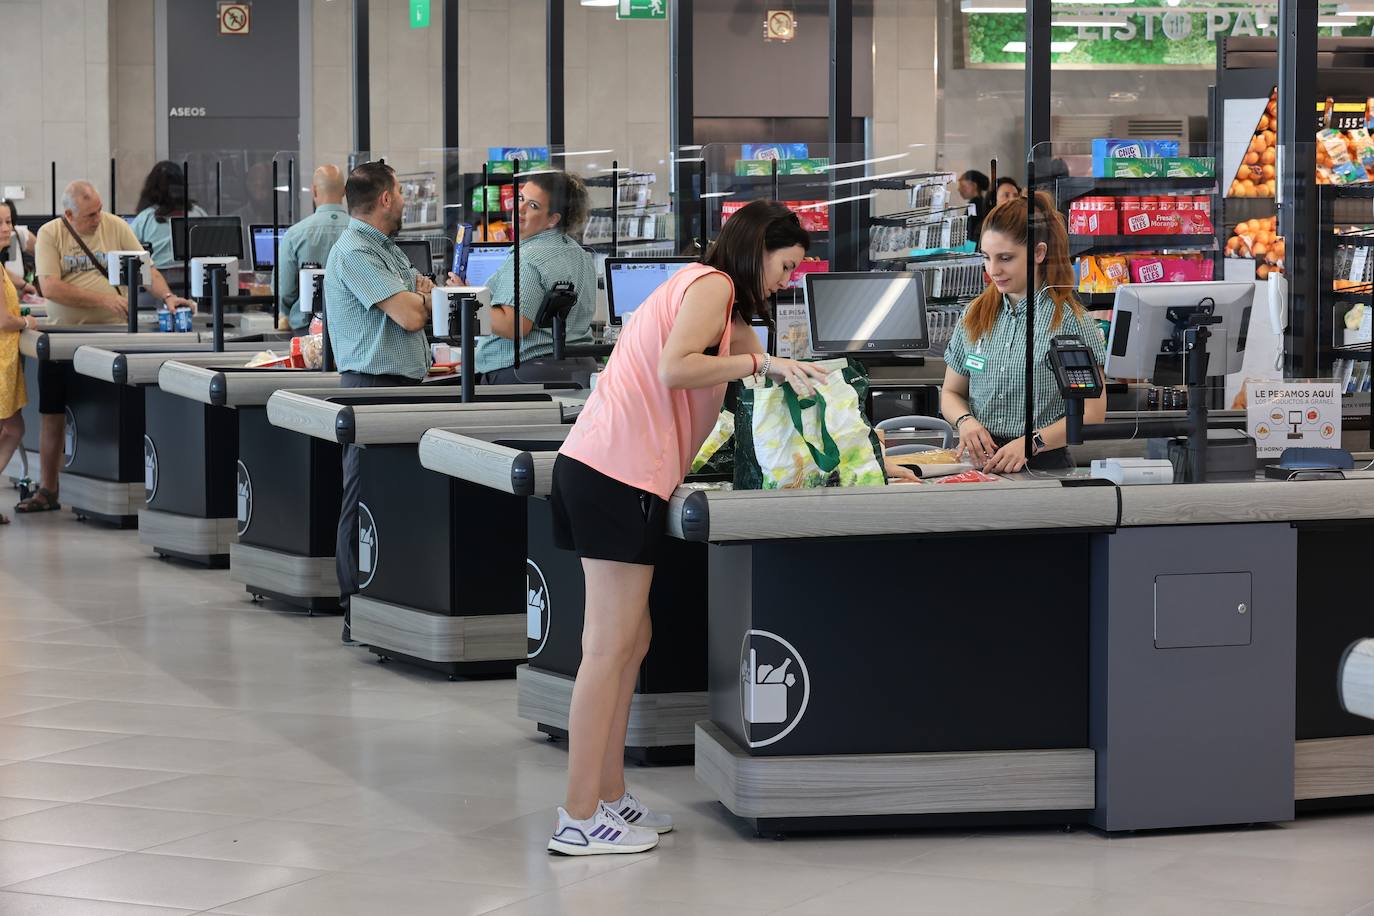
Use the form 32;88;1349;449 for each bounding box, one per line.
627;810;641;823
619;806;633;818
590;825;606;839
605;829;620;842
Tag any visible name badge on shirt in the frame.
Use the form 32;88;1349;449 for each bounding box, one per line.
964;353;987;373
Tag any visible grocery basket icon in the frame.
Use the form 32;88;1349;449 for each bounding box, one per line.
237;478;249;524
358;522;375;575
144;449;155;491
744;648;796;725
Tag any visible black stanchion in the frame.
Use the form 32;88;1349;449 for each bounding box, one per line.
512;158;522;370
122;256;139;334
209;265;226;353
272;160;281;326
181;161;192;298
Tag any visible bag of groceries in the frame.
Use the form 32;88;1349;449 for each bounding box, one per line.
734;359;886;490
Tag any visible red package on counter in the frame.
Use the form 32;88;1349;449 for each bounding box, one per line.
1128;255;1216;284
935;469;1001;484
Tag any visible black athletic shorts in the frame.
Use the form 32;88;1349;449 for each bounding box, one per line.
550;455;667;566
37;361;67;415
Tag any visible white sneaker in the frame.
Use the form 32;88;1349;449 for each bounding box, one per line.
548;802;659;856
609;790;674;834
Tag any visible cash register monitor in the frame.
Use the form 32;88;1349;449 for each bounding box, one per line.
171;216;244;260
605;257;697;325
805;271;928;354
463;243;514;290
249;225;288;271
1105;280;1256;381
395;239;433;277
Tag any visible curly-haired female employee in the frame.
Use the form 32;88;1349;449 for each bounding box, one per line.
942;191;1106;473
545;201;829;856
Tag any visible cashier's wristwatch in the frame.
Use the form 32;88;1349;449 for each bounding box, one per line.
1031;430;1046;456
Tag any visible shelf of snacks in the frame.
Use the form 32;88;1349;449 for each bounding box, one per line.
1053;176;1216;207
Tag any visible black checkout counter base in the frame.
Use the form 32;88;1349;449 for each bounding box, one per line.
348;445;528;678
519;496;709;763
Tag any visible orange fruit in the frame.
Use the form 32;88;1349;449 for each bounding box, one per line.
1245;151;1261;165
1257;264;1271;280
1262;147;1277;165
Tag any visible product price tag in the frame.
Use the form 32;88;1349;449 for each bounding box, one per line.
1245;380;1341;459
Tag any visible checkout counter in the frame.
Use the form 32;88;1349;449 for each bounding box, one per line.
265;385;585;677
147;370;344;605
136;358;334;567
63;343;291;526
417;425;710;762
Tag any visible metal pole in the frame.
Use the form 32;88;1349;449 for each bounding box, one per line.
512;158;522;370
829;0;857;272
181;161;191;299
481;163;490;241
1277;0;1318;378
210;266;225;353
698;159;707;255
272;160;281;326
460;296;476;402
50;162;57;216
215;161;222;215
442;0;460;240
352;0;371;155
1024;160;1037;465
546;0;564;150
288;159;296;225
123;257;139;334
670;0;694;257
1025;0;1052;162
110;158;117;214
611;159;620;257
771;157;779;203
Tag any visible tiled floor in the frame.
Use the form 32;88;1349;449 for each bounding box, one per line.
2;511;1374;915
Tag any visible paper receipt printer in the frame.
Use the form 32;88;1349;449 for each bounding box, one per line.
1090;457;1174;485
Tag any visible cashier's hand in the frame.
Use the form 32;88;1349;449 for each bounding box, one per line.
415;276;436;297
955;417;997;467
766;358;830;397
446;272;467;287
983;436;1029;474
884;458;918;483
165;296;196;312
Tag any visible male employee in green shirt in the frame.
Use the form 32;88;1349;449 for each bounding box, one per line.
276;165;348;331
324;159;433;643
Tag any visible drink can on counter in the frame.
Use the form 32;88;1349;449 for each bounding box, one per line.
174;305;193;333
157;304;173;332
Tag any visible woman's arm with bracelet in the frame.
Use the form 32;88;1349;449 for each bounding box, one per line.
658;274;827;393
941;365;997;465
982;389;1106;472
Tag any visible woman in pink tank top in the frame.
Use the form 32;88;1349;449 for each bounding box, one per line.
545;202;831;856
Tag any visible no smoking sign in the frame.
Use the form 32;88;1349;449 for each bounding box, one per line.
219;2;250;36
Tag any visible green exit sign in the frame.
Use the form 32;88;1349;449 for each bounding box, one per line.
618;0;666;20
409;0;430;29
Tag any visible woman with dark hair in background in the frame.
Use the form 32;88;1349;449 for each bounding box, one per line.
129;160;207;268
2;200;37;296
959;169;991;240
994;176;1022;206
451;170;597;384
545;200;830;856
942;191;1106;473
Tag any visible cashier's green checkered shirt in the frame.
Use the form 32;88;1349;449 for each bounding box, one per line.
473;229;596;374
944;290;1107;440
323;218;431;381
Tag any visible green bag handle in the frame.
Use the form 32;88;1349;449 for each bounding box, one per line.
784;387;842;474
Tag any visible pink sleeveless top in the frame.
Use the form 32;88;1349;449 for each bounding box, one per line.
560;263;734;500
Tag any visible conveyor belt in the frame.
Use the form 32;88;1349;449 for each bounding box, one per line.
155;362;341;406
73;343;269;386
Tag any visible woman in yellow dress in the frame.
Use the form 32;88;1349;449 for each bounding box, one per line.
0;206;38;525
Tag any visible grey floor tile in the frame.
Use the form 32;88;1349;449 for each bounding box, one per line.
34;734;281;774
0;725;123;761
0;803;248;851
0;891;193;915
0;762;183;803
88;774;358;819
0;838;122;887
0;797;62;822
0;700;239;738
143;817;433;871
206;872;532;916
3;852;320;911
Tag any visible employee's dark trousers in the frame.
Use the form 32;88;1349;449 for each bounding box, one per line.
336;371;420;639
